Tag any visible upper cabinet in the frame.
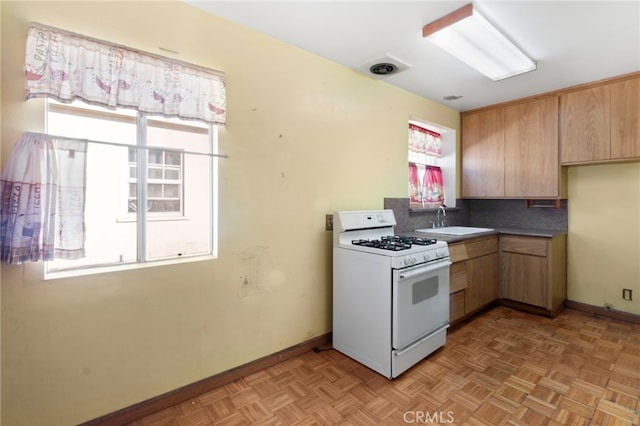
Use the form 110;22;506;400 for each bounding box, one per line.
560;85;611;163
461;107;505;197
504;97;561;198
560;75;640;165
611;77;640;159
462;96;565;198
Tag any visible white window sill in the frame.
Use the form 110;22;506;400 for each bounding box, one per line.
22;253;217;281
116;215;189;223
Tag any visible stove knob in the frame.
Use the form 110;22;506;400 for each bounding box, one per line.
404;256;417;266
437;249;446;258
423;253;431;261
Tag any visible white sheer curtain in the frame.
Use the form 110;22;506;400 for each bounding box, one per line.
0;133;86;264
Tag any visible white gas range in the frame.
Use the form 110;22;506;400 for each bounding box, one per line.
332;209;451;379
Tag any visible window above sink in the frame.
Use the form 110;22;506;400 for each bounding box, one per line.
407;119;457;210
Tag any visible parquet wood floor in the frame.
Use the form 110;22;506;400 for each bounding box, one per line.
128;307;640;425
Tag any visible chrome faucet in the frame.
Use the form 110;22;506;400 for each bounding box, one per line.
436;205;446;228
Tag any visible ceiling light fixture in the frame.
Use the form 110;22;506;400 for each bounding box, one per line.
422;3;536;81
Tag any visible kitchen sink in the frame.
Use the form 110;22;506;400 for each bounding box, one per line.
415;226;494;236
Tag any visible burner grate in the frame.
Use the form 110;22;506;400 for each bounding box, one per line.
351;236;436;251
351;239;411;251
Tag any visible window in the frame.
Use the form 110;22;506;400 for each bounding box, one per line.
45;100;217;276
128;148;183;214
408;120;456;209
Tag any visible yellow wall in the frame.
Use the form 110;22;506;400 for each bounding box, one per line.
0;2;3;424
567;163;640;315
0;1;460;424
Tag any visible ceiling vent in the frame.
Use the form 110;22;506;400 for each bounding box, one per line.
355;54;411;79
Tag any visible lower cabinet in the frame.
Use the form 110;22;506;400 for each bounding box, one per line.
499;234;567;316
465;253;499;313
448;236;498;323
447;233;567;322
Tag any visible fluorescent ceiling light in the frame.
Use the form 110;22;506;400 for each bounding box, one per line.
423;3;536;81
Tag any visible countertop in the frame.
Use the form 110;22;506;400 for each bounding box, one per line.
403;227;567;244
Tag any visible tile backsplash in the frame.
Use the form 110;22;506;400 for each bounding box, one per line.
384;198;568;233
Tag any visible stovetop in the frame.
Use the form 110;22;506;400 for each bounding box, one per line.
340;235;449;269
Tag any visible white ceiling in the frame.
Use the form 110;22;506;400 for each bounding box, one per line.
187;1;640;111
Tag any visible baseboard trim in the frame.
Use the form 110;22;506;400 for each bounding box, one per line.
82;332;332;426
565;300;640;324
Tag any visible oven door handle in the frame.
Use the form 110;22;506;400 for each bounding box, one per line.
398;260;451;279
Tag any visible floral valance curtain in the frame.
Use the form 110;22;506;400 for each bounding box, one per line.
0;133;87;264
408;124;442;163
25;22;226;125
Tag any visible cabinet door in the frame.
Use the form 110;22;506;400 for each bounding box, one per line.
560;85;610;163
501;252;547;308
464;253;498;314
462;109;505;197
504;97;559;197
611;77;640;159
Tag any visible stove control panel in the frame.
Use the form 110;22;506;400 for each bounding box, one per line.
391;246;450;269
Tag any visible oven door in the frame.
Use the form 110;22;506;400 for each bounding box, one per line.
392;259;451;350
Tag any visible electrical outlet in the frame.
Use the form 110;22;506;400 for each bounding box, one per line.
325;214;333;231
623;288;633;301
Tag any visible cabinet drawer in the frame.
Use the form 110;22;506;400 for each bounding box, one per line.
466;237;498;259
450;291;465;322
450;262;468;293
449;243;468;263
501;235;547;256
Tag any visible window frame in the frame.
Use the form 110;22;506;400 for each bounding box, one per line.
127;145;185;216
43;100;218;279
